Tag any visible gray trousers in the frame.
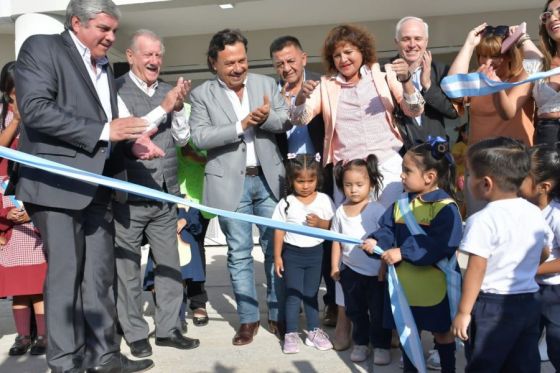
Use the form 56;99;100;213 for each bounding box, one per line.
27;188;119;371
114;201;182;342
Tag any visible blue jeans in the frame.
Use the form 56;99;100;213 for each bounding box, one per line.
218;174;278;323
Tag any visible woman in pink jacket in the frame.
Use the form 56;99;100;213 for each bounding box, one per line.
291;24;424;208
290;24;424;360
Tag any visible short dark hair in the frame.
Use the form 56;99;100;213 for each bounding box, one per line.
269;35;303;58
206;29;248;73
322;24;376;75
467;137;530;193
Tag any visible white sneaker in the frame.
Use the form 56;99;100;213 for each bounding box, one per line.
426;349;442;371
373;348;391;365
350;345;369;362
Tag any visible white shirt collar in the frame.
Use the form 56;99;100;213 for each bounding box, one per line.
128;70;158;93
68;30;109;67
217;75;248;91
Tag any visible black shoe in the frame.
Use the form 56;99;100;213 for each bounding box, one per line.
129;339;152;358
86;353;154;373
8;335;31;356
155;328;200;350
29;335;47;355
192;308;209;327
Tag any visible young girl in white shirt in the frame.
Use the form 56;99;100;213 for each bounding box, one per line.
520;144;560;370
273;153;335;354
329;154;392;365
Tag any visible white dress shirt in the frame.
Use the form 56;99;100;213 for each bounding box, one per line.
118;71;190;147
68;31;113;142
218;77;259;167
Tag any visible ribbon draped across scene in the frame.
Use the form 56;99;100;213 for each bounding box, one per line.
440;66;560;99
0;146;426;372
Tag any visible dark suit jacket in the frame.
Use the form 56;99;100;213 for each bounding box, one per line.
14;30;119;210
275;70;325;159
391;56;458;144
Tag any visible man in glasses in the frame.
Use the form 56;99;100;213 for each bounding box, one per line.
393;16;459;148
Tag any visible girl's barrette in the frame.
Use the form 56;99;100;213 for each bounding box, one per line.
426;136;454;165
315;152;321;162
287;153;297;159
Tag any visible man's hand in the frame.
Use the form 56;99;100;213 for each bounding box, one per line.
131;128;165;160
241;96;270;130
161;77;192;113
110;117;148;141
295;80;319;106
420;51;432;91
391;58;412;83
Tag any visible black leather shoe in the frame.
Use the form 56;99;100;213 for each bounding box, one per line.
129;339;152;358
86;353;154;373
192;308;209;326
155;328;200;350
29;335;47;355
8;335;31;356
180;319;188;334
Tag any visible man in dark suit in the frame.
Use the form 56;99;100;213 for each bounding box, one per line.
190;29;291;346
269;36;337;329
14;1;153;372
394;16;459;146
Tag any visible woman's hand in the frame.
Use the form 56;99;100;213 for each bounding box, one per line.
274;257;284;278
380;248;402;265
466;23;487;48
478;61;500;81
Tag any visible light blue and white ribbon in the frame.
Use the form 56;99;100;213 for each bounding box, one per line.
0;146;426;373
397;194;461;328
441;66;560;99
0;179;23;210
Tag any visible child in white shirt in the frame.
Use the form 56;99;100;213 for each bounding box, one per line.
452;137;553;373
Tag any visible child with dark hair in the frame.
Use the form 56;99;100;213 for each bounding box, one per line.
452;137;553;373
520;144;560;370
0;61;47;356
363;138;463;373
330;154;393;365
272;153;335;353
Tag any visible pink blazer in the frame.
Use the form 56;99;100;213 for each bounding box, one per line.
292;63;424;165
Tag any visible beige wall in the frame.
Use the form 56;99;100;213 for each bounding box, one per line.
0;35;15;69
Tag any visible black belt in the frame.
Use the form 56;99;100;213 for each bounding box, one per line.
538;118;560;125
245;166;262;176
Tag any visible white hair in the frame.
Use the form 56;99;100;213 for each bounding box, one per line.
395;16;429;40
129;29;165;54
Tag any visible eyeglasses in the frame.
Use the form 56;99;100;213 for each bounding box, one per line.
482;25;509;38
540;8;560;24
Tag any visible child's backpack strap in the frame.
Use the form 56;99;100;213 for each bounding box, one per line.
397;193;461;322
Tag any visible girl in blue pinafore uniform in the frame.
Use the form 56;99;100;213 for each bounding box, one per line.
362;139;463;373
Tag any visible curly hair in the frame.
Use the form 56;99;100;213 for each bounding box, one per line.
322;24;376;75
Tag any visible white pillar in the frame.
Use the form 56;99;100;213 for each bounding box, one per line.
14;13;64;58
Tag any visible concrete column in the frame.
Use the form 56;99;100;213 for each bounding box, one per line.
14;13;64;58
